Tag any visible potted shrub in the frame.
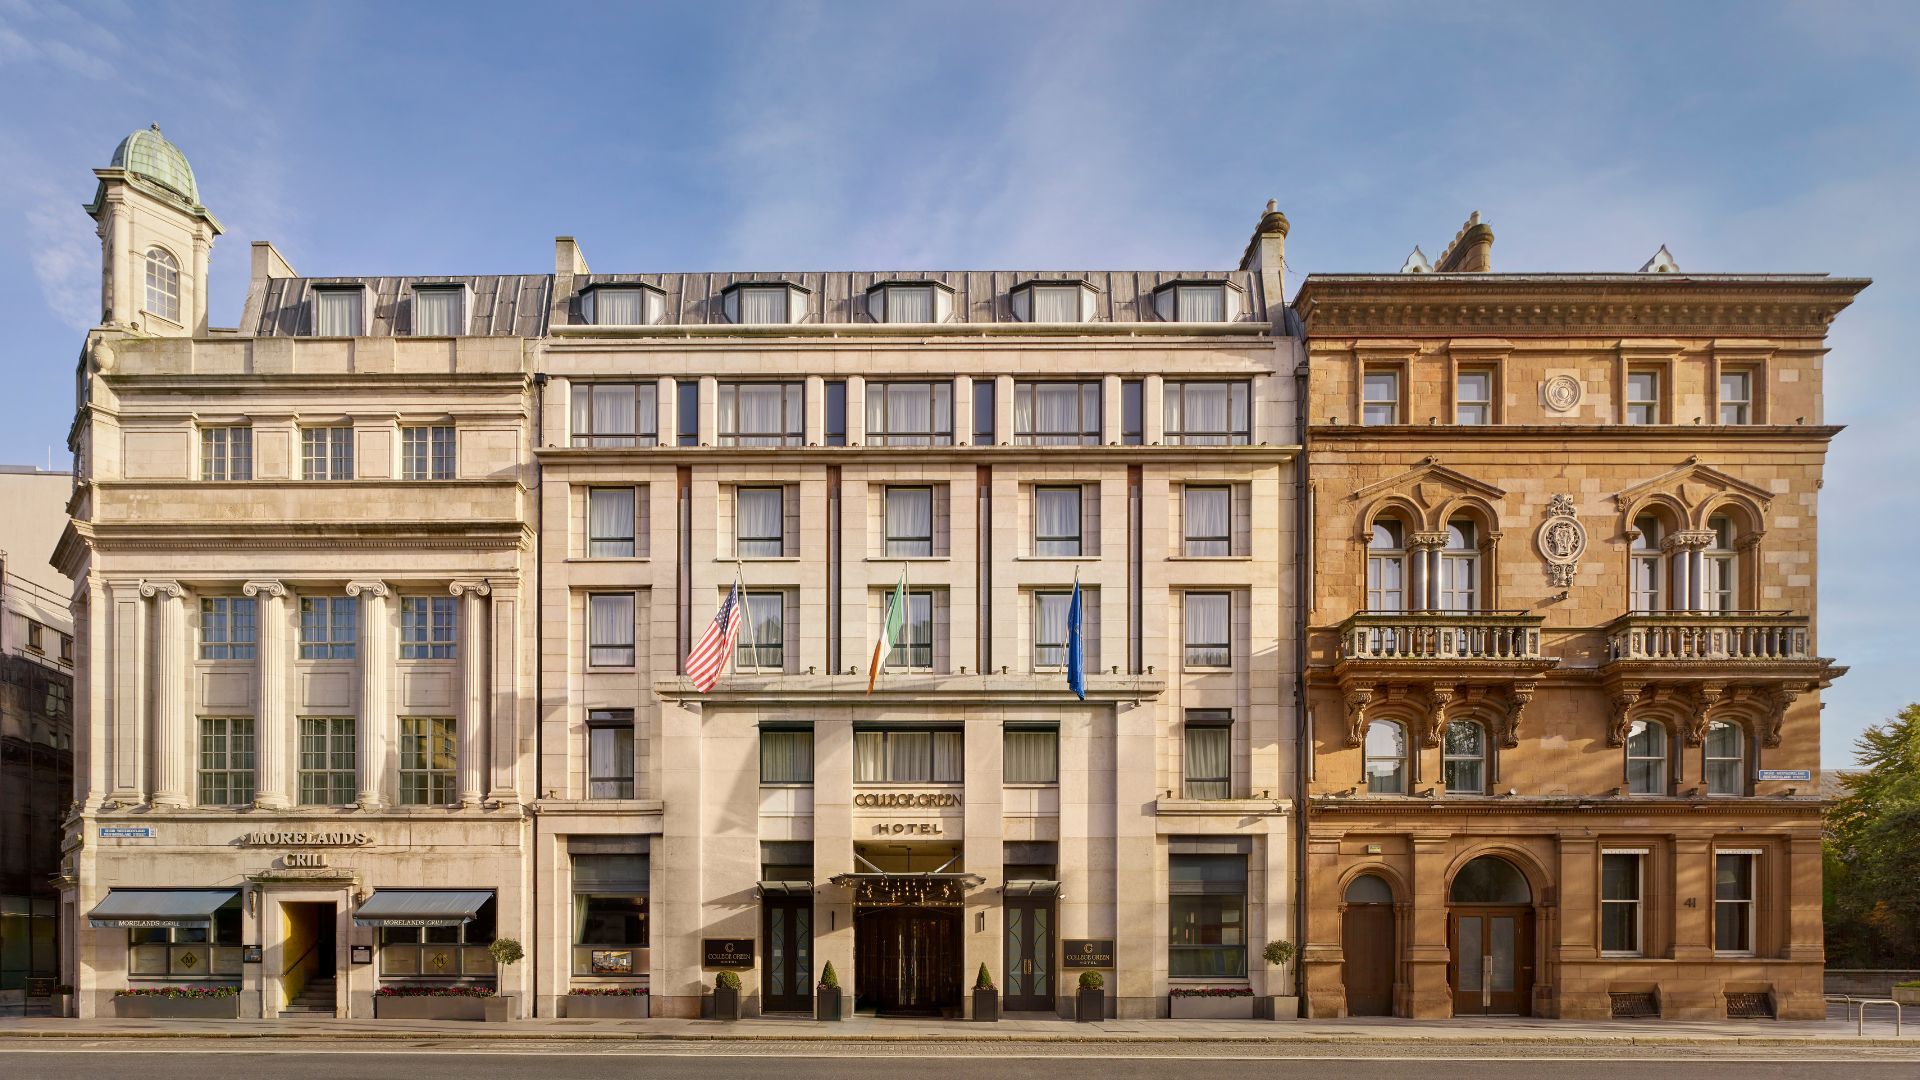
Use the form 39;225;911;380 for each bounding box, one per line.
1170;985;1256;1020
484;938;524;1022
1075;970;1105;1022
566;986;651;1019
112;985;241;1019
1895;981;1920;1006
712;970;742;1021
972;963;999;1023
1261;939;1300;1021
373;984;495;1020
815;961;843;1021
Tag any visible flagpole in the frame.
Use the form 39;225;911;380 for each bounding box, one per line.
734;560;756;674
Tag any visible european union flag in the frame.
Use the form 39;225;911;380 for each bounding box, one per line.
1066;577;1086;700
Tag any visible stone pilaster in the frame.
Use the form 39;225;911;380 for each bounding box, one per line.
140;579;189;807
347;580;390;809
243;579;291;809
451;580;492;806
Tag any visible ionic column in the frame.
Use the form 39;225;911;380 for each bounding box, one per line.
243;579;291;809
1668;548;1691;613
451;581;491;806
141;580;189;807
347;581;391;810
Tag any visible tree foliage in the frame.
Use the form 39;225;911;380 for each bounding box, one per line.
1825;704;1920;967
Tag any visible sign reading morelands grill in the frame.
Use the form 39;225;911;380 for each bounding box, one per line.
1061;939;1114;968
703;938;755;969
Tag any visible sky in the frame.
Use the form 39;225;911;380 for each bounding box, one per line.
1;0;1916;766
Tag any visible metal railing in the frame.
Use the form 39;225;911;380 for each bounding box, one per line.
1826;995;1905;1036
1606;611;1811;663
1340;611;1545;662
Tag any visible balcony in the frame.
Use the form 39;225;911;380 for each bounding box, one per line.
1605;612;1810;663
1340;611;1546;663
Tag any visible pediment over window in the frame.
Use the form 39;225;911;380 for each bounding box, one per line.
1346;455;1506;536
1613;456;1775;532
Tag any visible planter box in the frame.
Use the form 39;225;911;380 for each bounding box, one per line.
1893;987;1920;1006
1262;994;1301;1020
113;994;241;1019
373;996;490;1020
1170;994;1255;1020
815;987;841;1021
566;994;651;1019
972;987;999;1022
712;986;741;1021
484;994;515;1022
1075;987;1104;1022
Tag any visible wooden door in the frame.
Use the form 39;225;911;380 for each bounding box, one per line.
1342;902;1395;1016
762;897;812;1012
1004;897;1054;1011
1449;908;1533;1016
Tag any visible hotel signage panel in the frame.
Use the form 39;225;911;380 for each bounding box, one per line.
703;938;755;969
1061;939;1114;968
853;793;962;809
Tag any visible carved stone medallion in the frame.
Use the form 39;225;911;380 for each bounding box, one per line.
1542;374;1582;413
1535;493;1586;587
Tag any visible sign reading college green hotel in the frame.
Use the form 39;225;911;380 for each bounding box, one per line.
703;938;755;969
1062;939;1114;968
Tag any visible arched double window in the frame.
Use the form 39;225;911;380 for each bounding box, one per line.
1442;719;1487;794
1625;719;1668;795
1367;520;1407;613
1364;720;1407;795
1439;519;1480;611
1704;720;1745;796
144;247;180;323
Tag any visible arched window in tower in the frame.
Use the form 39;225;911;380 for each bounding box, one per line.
1630;516;1665;612
1439;519;1480;611
145;248;181;323
1703;516;1737;612
1367;519;1407;613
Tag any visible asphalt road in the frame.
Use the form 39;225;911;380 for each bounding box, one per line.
4;1042;1920;1080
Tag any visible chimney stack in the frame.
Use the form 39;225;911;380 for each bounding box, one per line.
1433;211;1494;273
1239;199;1290;317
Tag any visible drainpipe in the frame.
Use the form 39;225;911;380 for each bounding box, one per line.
530;363;547;1016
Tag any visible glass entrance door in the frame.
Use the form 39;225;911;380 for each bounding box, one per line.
762;897;812;1012
1003;897;1054;1011
1449;909;1532;1016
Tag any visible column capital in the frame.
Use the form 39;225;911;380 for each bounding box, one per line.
241;579;287;599
346;580;391;599
138;579;185;599
449;579;492;597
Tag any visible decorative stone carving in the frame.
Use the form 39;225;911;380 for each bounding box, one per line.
138;579;184;599
1763;685;1802;749
1343;683;1376;747
1535;494;1587;587
448;579;492;597
345;580;390;599
1500;681;1535;748
1685;682;1726;746
1542;375;1582;413
1662;529;1716;552
1423;684;1456;748
241;579;287;599
1607;684;1644;747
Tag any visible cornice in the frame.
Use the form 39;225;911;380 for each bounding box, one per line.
1307;795;1824;817
540;444;1302;465
1306;424;1844;445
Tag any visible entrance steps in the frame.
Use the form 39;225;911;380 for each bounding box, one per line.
281;976;336;1016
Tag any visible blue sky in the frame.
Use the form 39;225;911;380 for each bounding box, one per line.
1;1;1915;765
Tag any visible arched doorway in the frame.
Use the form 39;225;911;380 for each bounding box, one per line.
1341;873;1396;1016
1447;855;1534;1016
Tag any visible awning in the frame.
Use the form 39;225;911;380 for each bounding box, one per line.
827;872;985;907
352;889;493;927
1004;879;1060;897
756;880;813;897
87;888;240;929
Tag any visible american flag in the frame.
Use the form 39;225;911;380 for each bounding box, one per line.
686;583;744;692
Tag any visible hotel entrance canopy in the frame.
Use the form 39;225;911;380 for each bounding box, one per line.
352;889;493;927
87;888;241;928
829;872;984;907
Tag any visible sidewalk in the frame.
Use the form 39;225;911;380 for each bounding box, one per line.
1;1012;1914;1045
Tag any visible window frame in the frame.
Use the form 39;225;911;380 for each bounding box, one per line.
571;382;659;448
732;284;792;325
1032;590;1073;670
886;589;935;671
400;424;456;481
298;595;358;660
587;708;636;799
865;381;954;446
311;285;366;337
1033;485;1083;557
1168;853;1248;978
717;382;805;447
582;283;662;327
1599;849;1646;957
1182;710;1232;800
852;727;964;784
200;425;254;482
883;486;935;558
587;487;638;558
1361;368;1400;426
587;592;637;668
1703;517;1737;613
1182;485;1232;557
1183;591;1231;669
199;596;258;661
735;590;785;672
1625;367;1661;425
1367;520;1408;613
1013;380;1101;446
1163;381;1251;446
878;283;938;323
398;716;457;806
1003;725;1059;784
1718;369;1753;425
1704;720;1747;797
1625;719;1670;795
735;486;786;558
1456;368;1494;425
1364;719;1407;795
759;726;815;785
1161;282;1231;323
197;715;256;806
1630;517;1666;612
1441;718;1487;794
144;247;181;323
1713;851;1758;955
410;285;467;336
298;716;357;806
399;596;457;660
1439;519;1481;612
300;425;354;481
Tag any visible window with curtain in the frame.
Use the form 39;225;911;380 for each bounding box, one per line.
1442;720;1486;793
298;717;355;806
1183;711;1231;799
1367;520;1407;612
588;593;636;666
1004;727;1058;783
572;854;648;976
1704;517;1737;612
1705;721;1745;796
735;285;789;324
885;487;934;557
1168;284;1228;322
1456;370;1493;424
572;383;658;447
1364;720;1406;794
399;717;456;805
1164;382;1251;445
1714;853;1755;953
1362;369;1399;425
301;425;353;480
853;728;964;782
1719;370;1753;424
881;284;936;322
144;248;181;322
201;426;253;481
736;487;785;557
199;597;258;660
198;716;255;806
1631;517;1665;611
718;383;804;446
399;596;457;660
1626;369;1661;424
1183;486;1231;556
1439;520;1480;611
1014;381;1100;445
589;286;652;326
298;595;357;659
737;591;784;670
587;709;635;798
313;288;363;336
1030;284;1083;322
412;287;464;335
867;381;953;445
887;590;935;670
1169;853;1247;977
1034;486;1082;556
1600;851;1644;954
1184;592;1230;667
760;728;814;784
1625;720;1668;794
1033;591;1071;668
401;424;455;480
588;488;637;557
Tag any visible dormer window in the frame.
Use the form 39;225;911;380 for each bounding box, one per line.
723;282;810;326
311;285;365;337
411;285;467;336
865;281;954;323
1011;280;1097;323
582;283;666;326
1152;281;1239;323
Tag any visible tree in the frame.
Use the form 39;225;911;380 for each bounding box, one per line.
1825;704;1920;967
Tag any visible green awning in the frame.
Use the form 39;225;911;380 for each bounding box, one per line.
87;888;240;929
353;889;493;927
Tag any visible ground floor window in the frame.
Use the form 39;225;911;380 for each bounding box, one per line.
1169;851;1247;977
1714;852;1756;954
379;896;496;979
572;854;649;977
1600;850;1644;955
127;903;243;979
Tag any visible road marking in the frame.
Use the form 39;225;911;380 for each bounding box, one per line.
3;1048;1915;1063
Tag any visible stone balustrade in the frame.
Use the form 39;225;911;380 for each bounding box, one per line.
1339;611;1545;661
1604;611;1811;662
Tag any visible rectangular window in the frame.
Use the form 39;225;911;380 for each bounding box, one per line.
718;382;804;447
759;728;814;784
1183;486;1231;557
1362;369;1400;425
587;709;635;798
198;716;255;806
1034;486;1082;556
200;426;254;482
298;595;358;660
738;591;784;671
1033;591;1072;669
1164;381;1251;445
884;486;934;557
399;596;457;660
588;593;636;667
866;381;953;446
973;378;996;443
736;486;785;557
128;903;243;979
301;426;354;480
1630;550;1664;611
59;633;73;662
199;597;258;660
1184;592;1230;668
1183;711;1232;799
677;381;699;446
313;288;363;336
572;855;648;977
1600;851;1644;955
882;285;935;322
572;383;659;448
1174;284;1227;322
1121;379;1144;445
1456;370;1493;425
1032;284;1083;323
401;425;455;480
1719;371;1753;425
25;622;42;652
298;717;356;806
736;286;789;324
587;487;637;557
1714;853;1756;953
887;590;934;670
589;287;650;326
1169;853;1248;977
399;716;456;805
1014;381;1101;445
1626;369;1660;425
380;895;495;976
412;287;465;336
853;728;963;783
824;380;847;446
1003;727;1058;783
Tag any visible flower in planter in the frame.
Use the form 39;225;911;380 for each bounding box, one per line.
1169;986;1254;998
374;985;497;997
1077;970;1104;991
975;963;995;991
817;961;840;990
714;970;742;992
116;986;239;999
569;987;650;997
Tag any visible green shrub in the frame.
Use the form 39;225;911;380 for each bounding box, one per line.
1078;970;1104;990
714;970;741;991
1263;940;1295;967
975;962;995;990
818;961;840;990
489;938;524;967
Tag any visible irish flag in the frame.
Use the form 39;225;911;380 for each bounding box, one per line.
867;567;908;693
